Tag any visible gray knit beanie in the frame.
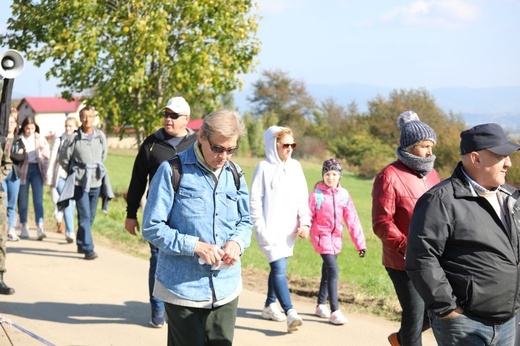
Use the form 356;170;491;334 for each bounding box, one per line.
397;111;437;149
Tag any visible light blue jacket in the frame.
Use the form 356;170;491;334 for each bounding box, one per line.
142;145;252;301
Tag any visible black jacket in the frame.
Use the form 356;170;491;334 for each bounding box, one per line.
125;128;197;219
406;162;520;322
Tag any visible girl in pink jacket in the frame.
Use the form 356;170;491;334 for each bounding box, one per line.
309;158;366;325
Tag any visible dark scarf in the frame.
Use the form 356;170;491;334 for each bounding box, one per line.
397;147;436;177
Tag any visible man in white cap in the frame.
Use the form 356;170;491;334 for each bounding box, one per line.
125;96;197;328
406;123;520;346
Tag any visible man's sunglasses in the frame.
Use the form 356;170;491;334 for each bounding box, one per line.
281;142;297;149
163;111;184;119
208;137;239;155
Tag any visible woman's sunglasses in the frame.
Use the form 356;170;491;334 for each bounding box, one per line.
281;142;297;149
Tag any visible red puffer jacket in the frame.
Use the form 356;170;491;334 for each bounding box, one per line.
372;160;440;270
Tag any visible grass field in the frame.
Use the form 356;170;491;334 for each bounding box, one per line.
38;148;399;319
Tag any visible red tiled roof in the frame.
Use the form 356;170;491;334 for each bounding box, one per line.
188;119;203;131
19;97;82;113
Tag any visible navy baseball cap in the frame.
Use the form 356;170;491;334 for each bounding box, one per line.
460;123;520;156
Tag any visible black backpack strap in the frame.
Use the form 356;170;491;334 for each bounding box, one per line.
228;161;241;191
169;155;182;192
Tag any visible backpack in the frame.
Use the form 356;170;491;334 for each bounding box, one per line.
313;188;349;210
168;155;241;192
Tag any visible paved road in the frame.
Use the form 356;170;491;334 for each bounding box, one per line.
0;232;437;345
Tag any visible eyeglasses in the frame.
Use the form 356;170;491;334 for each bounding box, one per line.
163;111;183;120
207;137;239;155
281;142;297;149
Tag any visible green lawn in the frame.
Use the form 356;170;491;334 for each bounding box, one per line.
40;148;398;318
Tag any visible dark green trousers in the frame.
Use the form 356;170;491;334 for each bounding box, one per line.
165;297;239;346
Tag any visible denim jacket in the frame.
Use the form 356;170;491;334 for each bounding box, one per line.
142;145;252;301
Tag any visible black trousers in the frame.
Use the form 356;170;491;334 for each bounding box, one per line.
164;296;239;346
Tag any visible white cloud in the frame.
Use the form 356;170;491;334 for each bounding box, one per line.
381;0;481;29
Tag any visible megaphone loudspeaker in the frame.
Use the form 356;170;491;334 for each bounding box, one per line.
0;49;25;79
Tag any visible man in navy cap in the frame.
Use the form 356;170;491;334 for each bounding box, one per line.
405;123;520;346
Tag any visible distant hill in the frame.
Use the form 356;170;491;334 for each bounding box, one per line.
234;84;520;133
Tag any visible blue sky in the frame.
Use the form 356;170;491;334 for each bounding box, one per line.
1;0;519;97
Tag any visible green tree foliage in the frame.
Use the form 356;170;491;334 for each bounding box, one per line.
507;155;520;188
245;71;473;181
243;111;263;157
248;69;316;128
1;0;260;144
307;98;361;159
364;88;466;177
330;131;394;177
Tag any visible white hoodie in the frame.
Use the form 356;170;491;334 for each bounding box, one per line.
249;126;311;263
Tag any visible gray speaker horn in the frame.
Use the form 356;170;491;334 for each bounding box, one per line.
0;49;25;79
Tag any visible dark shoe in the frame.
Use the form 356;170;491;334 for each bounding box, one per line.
0;273;15;295
150;309;165;328
84;251;98;260
0;284;15;295
388;332;401;346
77;246;85;254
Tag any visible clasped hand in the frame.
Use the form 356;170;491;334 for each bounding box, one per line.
195;240;240;268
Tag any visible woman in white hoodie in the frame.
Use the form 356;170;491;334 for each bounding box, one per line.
250;126;311;333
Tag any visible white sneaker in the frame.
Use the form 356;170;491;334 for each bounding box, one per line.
20;225;30;239
329;310;348;325
7;229;19;242
286;309;303;332
261;303;286;321
315;304;331;318
37;226;47;241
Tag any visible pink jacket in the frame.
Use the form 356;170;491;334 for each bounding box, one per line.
309;181;366;255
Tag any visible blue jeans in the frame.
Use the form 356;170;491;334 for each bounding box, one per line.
74;186;100;253
57;177;75;235
317;254;339;312
386;267;430;346
2;170;20;229
18;163;44;225
266;257;293;313
148;243;164;312
430;311;516;346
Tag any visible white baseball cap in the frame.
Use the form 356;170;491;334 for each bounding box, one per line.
164;96;190;116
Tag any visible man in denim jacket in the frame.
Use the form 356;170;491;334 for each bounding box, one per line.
142;109;252;346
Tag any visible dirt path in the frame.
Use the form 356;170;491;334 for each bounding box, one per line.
0;231;437;345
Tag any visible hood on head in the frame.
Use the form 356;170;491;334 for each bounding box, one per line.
264;126;283;164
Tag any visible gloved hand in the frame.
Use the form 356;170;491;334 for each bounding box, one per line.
358;249;366;258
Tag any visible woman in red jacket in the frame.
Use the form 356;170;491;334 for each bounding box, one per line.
372;111;440;346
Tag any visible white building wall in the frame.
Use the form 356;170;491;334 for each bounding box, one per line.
35;112;80;137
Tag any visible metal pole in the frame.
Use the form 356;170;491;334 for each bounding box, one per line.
0;78;14;138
